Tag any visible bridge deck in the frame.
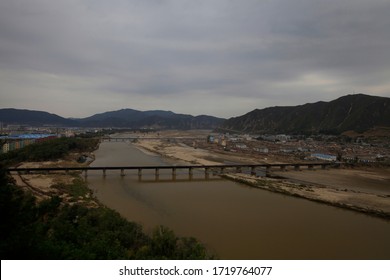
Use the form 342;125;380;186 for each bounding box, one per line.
7;162;335;172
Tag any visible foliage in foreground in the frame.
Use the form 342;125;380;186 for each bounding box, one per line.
0;168;212;260
0;137;99;166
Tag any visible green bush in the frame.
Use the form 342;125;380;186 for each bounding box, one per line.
0;167;213;260
0;137;99;166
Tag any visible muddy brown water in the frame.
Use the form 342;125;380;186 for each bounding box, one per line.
86;141;390;259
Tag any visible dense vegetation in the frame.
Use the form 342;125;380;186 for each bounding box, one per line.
0;137;99;166
0;167;212;259
1;137;213;259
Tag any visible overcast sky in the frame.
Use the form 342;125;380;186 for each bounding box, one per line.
1;0;390;118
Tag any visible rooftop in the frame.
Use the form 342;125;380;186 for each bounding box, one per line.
0;134;56;140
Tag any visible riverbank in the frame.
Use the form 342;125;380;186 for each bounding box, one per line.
133;139;262;165
11;150;98;206
4;137;213;260
133;133;390;220
13;132;390;221
222;173;390;219
2;165;212;260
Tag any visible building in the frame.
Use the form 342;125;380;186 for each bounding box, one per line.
0;134;57;154
235;143;247;149
207;135;215;143
254;147;269;154
311;153;337;161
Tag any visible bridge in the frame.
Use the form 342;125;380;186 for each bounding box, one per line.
7;162;336;178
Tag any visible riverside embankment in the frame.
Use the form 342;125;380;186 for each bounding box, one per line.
86;135;390;259
132;132;390;220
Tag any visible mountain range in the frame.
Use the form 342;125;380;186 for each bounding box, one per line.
0;109;77;127
78;109;225;129
220;94;390;135
1;94;389;134
0;108;225;130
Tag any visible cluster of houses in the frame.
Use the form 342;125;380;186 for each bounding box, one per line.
206;133;389;163
0;123;105;155
0;134;57;154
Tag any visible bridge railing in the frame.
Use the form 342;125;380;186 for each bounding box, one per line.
6;162;337;177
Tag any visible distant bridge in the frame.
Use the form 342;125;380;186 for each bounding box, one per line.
7;162;336;178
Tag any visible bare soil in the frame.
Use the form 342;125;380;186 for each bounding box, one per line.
11;151;98;207
133;131;390;219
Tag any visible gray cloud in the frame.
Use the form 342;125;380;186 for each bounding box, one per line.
1;0;390;118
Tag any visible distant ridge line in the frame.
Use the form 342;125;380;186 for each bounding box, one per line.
220;94;390;135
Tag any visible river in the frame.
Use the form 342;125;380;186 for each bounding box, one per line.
87;141;390;259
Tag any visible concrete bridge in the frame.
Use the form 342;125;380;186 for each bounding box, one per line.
101;137;205;142
7;162;336;178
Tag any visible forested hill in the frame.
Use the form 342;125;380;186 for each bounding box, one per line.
220;94;390;135
0;108;224;129
0;108;77;127
78;109;225;129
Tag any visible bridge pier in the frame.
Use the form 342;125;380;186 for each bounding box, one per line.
251;166;256;176
204;167;210;179
189;167;194;180
265;166;271;177
7;163;336;180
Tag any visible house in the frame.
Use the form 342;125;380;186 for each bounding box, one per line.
235;143;247;149
311;153;337;161
254;147;269;154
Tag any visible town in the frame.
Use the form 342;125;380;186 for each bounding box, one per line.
2;122;389;166
201;132;390;164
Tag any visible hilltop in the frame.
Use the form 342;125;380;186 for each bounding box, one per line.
0;108;224;130
220;94;390;135
78;109;224;129
0;108;77;127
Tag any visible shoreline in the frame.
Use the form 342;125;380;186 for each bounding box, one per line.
11;149;98;206
132;134;390;220
12;133;390;220
222;173;390;220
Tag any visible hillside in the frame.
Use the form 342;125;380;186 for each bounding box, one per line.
0;109;77;127
220;94;390;135
0;108;225;130
77;109;225;129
